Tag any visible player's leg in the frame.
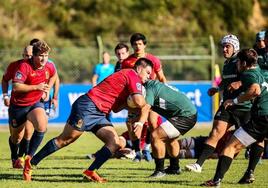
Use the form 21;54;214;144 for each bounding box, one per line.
31;123;83;166
18;120;34;159
186;120;229;173
165;138;181;174
150;125;168;178
26;106;47;158
202;127;255;187
9;124;25;168
83;125;120;183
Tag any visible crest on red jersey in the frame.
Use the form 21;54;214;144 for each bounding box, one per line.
136;83;142;91
15;71;23;80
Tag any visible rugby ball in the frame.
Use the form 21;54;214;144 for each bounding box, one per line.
127;86;146;108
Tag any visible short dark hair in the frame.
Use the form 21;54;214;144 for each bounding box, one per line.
30;38;40;45
130;33;147;45
32;40;50;56
237;49;258;67
134;58;153;70
114;43;129;53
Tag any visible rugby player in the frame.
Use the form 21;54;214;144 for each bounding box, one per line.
27;58;153;183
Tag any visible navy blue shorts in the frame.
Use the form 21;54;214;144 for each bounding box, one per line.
9;102;45;128
67;94;112;133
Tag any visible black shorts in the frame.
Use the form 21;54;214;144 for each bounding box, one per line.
243;115;268;142
168;113;197;135
8;102;44;128
214;105;251;129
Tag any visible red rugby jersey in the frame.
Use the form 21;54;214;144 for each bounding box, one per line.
87;69;143;114
2;60;23;82
11;60;56;106
121;53;162;80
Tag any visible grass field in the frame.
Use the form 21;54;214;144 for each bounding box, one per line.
0;124;267;188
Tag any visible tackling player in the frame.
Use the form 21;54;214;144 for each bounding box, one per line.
26;58;153;183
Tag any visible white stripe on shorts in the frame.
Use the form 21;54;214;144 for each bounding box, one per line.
160;120;181;139
233;127;256;147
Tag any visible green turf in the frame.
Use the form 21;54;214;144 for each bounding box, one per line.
0;125;267;188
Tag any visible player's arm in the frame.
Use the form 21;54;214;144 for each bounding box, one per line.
156;69;167;83
224;83;260;109
51;74;60;109
148;110;159;129
133;103;151;138
1;77;10;106
12;82;49;93
91;74;98;87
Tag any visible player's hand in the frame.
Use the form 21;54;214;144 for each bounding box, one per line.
3;98;10;107
207;87;218;96
227;81;241;92
36;83;50;92
223;99;234;109
51;98;58;109
133;122;143;139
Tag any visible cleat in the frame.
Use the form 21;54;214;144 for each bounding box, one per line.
185;163;202;173
133;151;142;162
238;170;255;184
23;155;32;181
149;170;166;178
12;158;24;169
142;150;153;162
86;154;96;160
201;179;221;187
83;170;107;183
164;166;181;175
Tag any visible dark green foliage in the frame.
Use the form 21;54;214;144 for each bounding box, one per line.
0;0;267;82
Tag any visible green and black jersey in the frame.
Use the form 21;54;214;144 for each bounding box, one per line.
219;55;251;110
241;68;268;116
144;80;197;118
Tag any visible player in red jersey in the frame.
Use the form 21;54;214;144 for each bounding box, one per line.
2;45;35;168
122;33;167;161
6;40;56;180
26;58;153;183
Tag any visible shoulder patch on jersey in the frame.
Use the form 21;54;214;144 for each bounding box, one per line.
136;83;142;91
15;71;23;80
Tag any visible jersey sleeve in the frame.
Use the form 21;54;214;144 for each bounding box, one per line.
127;70;143;95
12;63;29;83
3;63;14;81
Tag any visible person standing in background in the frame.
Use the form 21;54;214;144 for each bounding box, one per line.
114;43;129;72
91;51;114;87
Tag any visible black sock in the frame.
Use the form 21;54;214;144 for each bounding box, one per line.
132;139;140;152
196;144;215;166
9;137;19;160
213;155;233;181
18;138;30;157
247;143;264;172
155;158;165;172
169;156;179;170
88;146;112;171
31;138;59;166
28;131;45;157
145;128;151;144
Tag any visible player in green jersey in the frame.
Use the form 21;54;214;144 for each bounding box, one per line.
186;34;252;173
133;80;197;178
202;49;268;187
